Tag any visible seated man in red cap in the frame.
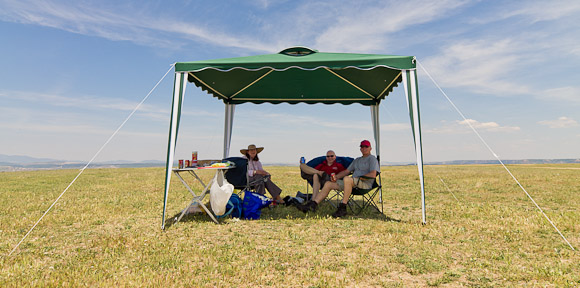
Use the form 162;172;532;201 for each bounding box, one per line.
296;140;379;218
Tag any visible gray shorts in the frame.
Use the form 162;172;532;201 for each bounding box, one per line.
336;177;373;191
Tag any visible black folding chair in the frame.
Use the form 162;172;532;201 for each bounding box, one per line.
339;174;382;215
223;157;269;194
329;158;383;215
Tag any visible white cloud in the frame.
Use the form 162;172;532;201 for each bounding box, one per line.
313;0;467;53
236;110;409;132
468;1;580;25
419;0;580;99
0;89;226;129
420;39;532;96
158;20;273;52
0;120;167;139
0;89;166;114
459;119;520;132
248;0;290;10
0;0;471;54
381;123;409;131
0;0;275;52
245;111;370;130
0;121;110;135
504;1;580;23
541;86;580;104
427;119;520;134
538;117;579;129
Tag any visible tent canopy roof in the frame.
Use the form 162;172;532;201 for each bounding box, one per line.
175;47;416;106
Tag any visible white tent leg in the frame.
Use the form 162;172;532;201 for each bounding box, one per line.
162;72;186;230
223;104;236;159
371;104;382;205
409;70;426;224
403;70;426;224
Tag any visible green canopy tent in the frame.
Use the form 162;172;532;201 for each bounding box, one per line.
162;47;425;228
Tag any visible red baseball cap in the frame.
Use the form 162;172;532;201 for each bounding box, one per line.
360;140;371;147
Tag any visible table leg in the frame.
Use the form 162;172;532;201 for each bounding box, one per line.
173;171;220;224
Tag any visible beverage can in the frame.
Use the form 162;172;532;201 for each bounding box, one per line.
185;160;190;167
192;151;198;166
300;157;305;164
331;173;336;182
179;159;184;169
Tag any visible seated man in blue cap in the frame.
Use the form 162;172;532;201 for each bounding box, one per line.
296;140;379;217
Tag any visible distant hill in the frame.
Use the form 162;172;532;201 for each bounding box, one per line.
0;154;61;164
0;154;578;172
0;154;166;172
425;159;580;165
0;161;166;172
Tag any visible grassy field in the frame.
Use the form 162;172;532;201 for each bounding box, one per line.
1;164;579;287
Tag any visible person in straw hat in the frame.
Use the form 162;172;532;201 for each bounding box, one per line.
241;144;284;204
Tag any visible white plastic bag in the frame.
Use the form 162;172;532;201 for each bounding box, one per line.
209;170;234;216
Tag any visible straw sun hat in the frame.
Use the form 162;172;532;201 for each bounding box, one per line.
240;144;264;155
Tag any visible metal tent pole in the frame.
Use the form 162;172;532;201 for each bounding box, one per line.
223;104;236;159
371;105;383;212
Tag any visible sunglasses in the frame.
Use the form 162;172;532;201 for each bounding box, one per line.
360;145;370;148
326;155;335;157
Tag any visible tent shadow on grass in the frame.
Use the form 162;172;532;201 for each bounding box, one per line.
163;211;218;229
260;204;400;222
164;200;400;228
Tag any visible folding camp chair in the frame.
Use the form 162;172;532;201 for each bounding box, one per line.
303;155;383;215
334;174;382;215
301;155;353;206
223;157;269;194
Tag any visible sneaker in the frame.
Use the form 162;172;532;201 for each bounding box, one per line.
296;200;318;213
295;201;309;213
332;203;348;218
307;200;318;212
283;196;293;206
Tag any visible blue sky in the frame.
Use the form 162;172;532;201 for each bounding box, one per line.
1;0;579;164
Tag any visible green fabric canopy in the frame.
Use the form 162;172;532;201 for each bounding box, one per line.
162;47;425;229
175;47;415;106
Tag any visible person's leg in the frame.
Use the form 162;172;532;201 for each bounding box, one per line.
340;176;354;204
314;181;340;204
312;174;320;199
332;176;353;218
265;179;283;203
296;181;340;213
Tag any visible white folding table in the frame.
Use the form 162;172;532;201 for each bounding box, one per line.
172;165;235;224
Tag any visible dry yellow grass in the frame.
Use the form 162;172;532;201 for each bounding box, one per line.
1;164;579;287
